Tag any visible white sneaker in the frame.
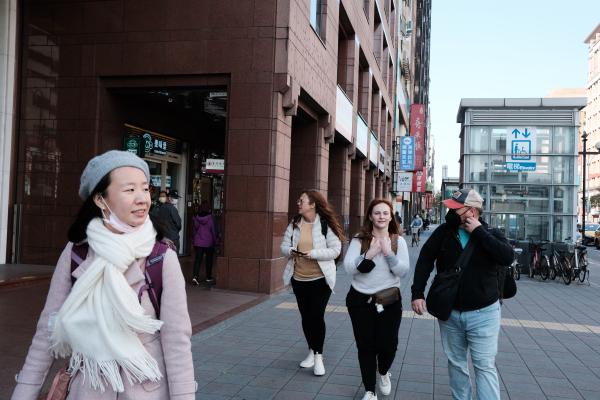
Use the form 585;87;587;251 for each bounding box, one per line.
299;350;314;368
313;353;325;376
361;391;377;400
377;372;391;395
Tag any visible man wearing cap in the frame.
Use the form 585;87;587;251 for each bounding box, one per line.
151;189;182;251
411;188;513;400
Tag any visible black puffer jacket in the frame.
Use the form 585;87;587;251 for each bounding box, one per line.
411;220;513;311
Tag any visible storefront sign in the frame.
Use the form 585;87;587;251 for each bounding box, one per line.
395;172;413;192
410;104;425;168
123;136;142;157
378;145;385;173
506;127;537;171
398;136;415;170
206;158;225;174
412;168;426;193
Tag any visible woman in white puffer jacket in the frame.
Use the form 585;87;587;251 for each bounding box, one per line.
280;190;344;377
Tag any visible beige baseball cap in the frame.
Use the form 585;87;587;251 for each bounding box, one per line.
443;188;484;209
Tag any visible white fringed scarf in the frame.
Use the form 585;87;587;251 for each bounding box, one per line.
50;217;164;392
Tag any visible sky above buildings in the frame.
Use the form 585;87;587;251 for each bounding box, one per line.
430;0;600;190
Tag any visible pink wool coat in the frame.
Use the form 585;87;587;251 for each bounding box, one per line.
11;242;197;400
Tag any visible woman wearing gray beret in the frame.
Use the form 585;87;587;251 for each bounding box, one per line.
12;150;197;399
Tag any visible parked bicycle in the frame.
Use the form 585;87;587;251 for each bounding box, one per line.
528;239;549;280
508;240;522;280
510;247;522;280
562;241;590;284
543;242;571;285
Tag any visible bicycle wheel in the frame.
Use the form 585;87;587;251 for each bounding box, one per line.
529;254;536;278
549;262;557;280
561;258;572;285
578;254;588;283
540;256;550;280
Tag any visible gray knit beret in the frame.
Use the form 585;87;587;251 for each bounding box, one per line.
79;150;150;199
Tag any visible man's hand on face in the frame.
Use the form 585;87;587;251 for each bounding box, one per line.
463;216;481;233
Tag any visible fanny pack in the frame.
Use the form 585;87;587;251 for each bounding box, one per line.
372;286;400;306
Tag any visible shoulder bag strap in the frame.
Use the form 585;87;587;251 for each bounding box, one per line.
455;240;476;273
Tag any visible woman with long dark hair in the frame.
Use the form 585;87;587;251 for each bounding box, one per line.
12;150;196;399
280;190;344;376
343;199;410;400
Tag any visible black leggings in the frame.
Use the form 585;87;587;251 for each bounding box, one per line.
346;286;403;392
291;277;332;354
193;246;214;279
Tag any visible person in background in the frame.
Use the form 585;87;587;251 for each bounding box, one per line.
280;190;344;377
11;150;196;399
151;190;182;251
191;200;218;285
343;199;410;400
394;211;402;227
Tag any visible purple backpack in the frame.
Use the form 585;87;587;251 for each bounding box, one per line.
70;240;172;318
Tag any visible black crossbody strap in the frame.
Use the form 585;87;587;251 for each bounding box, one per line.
455;240;475;273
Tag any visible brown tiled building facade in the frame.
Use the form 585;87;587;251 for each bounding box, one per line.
1;0;430;293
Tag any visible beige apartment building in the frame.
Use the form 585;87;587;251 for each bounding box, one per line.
583;24;600;222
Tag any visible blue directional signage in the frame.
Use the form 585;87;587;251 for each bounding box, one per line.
399;136;415;171
506;127;537;172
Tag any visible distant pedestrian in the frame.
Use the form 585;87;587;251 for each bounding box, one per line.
151;189;182;251
191;200;218;285
411;188;513;400
11;150;196;399
343;199;410;400
410;214;423;246
280;190;344;376
394;211;402;227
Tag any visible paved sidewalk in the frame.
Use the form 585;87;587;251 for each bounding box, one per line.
191;228;600;400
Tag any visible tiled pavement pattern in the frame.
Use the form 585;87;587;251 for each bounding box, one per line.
191;227;600;400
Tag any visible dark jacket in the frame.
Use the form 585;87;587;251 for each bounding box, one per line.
411;220;513;311
192;212;217;248
151;203;182;242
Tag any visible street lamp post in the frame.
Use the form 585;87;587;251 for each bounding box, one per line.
582;131;588;237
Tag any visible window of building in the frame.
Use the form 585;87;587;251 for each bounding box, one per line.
468;127;490;153
310;0;326;40
465;155;489;182
553;186;574;214
552;156;575;184
490;184;549;213
553;126;575;154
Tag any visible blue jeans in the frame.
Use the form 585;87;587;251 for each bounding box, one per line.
438;301;501;400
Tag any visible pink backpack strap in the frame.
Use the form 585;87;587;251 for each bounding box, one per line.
70;243;89;285
138;240;170;319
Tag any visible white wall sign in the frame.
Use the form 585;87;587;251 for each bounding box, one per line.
395;172;413;192
206;158;225;173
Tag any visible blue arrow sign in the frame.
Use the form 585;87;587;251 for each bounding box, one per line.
522;128;531;138
512;128;520;138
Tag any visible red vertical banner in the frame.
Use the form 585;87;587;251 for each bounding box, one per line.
410;104;425;169
412;167;426;193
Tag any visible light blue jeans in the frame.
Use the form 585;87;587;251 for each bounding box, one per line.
438;301;501;400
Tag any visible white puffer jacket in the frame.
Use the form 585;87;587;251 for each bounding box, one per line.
280;214;342;290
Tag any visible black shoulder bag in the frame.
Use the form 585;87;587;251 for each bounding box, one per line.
425;241;475;321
